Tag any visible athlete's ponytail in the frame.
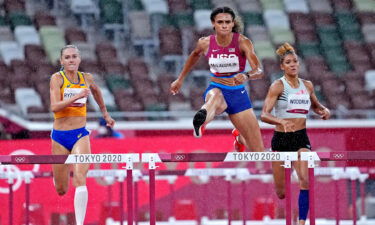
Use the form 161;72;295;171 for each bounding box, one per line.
276;42;296;63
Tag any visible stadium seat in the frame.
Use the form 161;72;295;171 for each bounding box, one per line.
8;12;32;30
297;42;321;58
194;10;212;31
88;86;117;111
190;0;212;10
65;27;87;44
353;0;375;12
235;0;262;13
141;0;169;14
79;59;103;75
365;70;375;91
283;0;309;13
331;0;353;11
362;24;375;43
74;42;96;61
246;25;270;42
99;0;123;24
34;11;56;30
263;9;290;30
14;25;41;48
0;41;24;65
211;0;237;10
167;0;190;14
39;26;66;64
307;0;333;13
259;0;284;10
0;26;15;41
128;11;153;40
242;12;264;26
252;40;276;59
15;87;44;115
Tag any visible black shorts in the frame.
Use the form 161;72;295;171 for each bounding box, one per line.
271;128;311;152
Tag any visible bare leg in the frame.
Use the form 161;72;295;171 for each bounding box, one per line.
71;136;91;225
272;161;286;199
229;109;264;151
51;140;70;196
193;88;227;137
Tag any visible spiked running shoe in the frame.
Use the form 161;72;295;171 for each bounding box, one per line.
232;128;246;152
193;109;207;138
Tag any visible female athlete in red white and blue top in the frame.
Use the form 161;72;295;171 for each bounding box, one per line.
170;6;265;152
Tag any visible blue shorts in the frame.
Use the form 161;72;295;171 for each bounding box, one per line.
203;82;253;115
51;127;90;151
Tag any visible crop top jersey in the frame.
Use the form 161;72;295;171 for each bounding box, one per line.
53;71;87;119
205;32;246;78
274;76;311;119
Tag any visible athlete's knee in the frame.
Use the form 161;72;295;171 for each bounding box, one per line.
73;173;87;187
55;185;68;196
276;189;285;199
299;177;309;189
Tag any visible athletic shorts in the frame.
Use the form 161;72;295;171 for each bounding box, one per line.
271;128;311;152
51;127;90;151
203;82;253;115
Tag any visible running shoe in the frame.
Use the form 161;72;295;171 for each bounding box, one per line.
232;128;245;152
193;109;207;138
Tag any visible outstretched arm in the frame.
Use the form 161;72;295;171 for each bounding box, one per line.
305;80;330;120
170;37;209;95
85;73;115;127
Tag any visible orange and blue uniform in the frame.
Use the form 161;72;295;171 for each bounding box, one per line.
51;71;90;151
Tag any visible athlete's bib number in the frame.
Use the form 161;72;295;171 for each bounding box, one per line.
63;88;87;106
286;93;310;114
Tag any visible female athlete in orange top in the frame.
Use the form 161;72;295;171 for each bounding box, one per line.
49;45;115;225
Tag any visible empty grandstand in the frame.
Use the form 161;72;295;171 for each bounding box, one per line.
0;0;374;138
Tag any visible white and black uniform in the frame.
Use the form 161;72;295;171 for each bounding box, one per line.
272;77;312;152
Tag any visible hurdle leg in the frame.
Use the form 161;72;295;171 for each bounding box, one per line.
148;155;157;225
308;155;316;225
241;181;246;225
119;178;124;225
127;169;133;225
169;182;175;220
360;178;366;221
135;181;139;225
335;179;340;225
283;154;292;225
226;176;232;225
9;182;13;225
285;167;292;225
351;180;357;225
25;181;30;225
308;167;315;225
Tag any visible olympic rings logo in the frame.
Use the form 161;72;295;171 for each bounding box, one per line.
15;157;26;163
174;154;186;161
0;149;39;194
332;153;345;159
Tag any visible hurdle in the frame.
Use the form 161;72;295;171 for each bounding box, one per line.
0;153;140;225
142;152;299;225
302;151;375;225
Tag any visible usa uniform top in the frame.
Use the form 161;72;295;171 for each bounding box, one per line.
53;71;87;119
205;33;246;78
274;76;311;119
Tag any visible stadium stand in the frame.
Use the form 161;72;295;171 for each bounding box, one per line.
0;0;374;125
